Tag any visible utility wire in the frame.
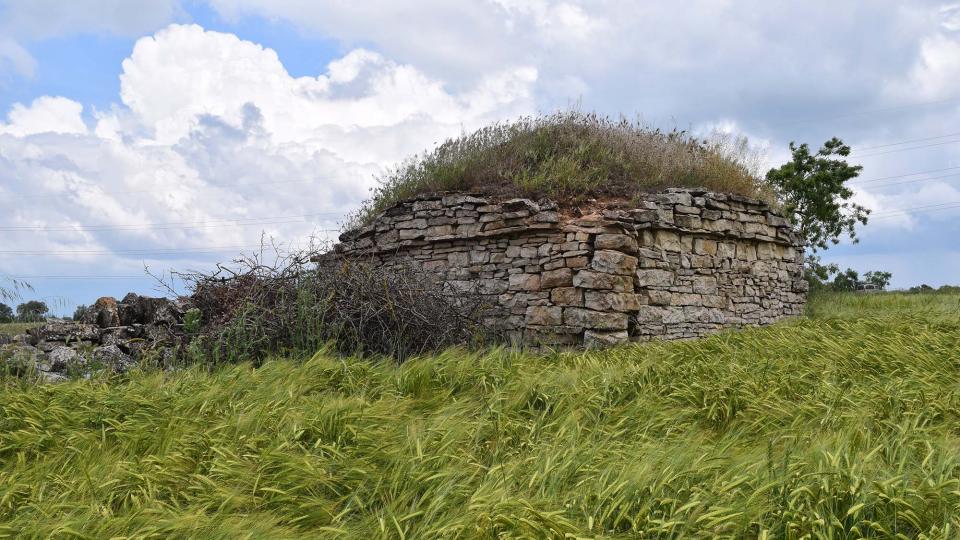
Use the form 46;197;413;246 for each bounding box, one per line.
763;96;960;129
850;166;960;184
853;138;960;159
870;201;960;218
851;173;960;190
855;131;960;151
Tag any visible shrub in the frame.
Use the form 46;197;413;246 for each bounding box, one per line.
351;111;766;226
178;250;487;364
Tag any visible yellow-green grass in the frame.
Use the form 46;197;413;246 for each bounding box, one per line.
0;322;39;337
1;293;959;538
353;111;766;227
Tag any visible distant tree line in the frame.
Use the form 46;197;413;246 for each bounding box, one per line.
804;258;893;292
0;301;50;323
0;302;91;323
906;284;960;294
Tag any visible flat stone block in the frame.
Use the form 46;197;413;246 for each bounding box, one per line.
573;270;632;292
541;268;573;288
591;250;639;275
563;308;629;330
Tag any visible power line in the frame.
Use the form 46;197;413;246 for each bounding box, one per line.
850;165;960;184
853;139;960;159
870;201;960;218
764;96;960;130
765;137;960;166
852;173;960;190
855;131;960;151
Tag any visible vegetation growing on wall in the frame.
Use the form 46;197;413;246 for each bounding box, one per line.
353;111;766;226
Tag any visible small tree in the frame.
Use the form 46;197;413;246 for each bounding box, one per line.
802;255;840;291
72;304;89;321
0;303;13;323
766;138;870;253
16;300;48;322
831;268;859;292
863;270;892;290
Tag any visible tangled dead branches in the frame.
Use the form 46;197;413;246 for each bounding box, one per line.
167;245;488;363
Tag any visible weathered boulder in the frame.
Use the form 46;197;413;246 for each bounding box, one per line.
93;344;135;373
82;297;120;328
27;320;100;345
45;346;83;373
119;293;180;326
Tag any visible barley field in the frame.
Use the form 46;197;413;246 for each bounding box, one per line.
1;292;959;538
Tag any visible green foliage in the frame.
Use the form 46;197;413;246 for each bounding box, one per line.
831;268;860;292
864;270;893;290
908;284;960;294
1;293;959;536
183;307;202;335
801;254;840;291
71;304;88;322
353;111;766;226
805;260;894;293
15;300;48;323
765;138;869;252
0;303;12;323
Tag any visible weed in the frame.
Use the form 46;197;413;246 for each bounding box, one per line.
351;111;768;227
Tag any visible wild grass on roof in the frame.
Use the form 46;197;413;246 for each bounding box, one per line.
352;111;767;226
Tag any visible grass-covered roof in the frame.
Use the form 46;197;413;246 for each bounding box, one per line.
352;111;768;225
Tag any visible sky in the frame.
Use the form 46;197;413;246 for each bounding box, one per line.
1;0;959;315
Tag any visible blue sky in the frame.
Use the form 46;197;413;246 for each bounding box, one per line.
1;0;959;315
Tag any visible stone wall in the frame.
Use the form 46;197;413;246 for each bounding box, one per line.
327;188;807;347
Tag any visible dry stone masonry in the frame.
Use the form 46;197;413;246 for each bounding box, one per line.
330;188;807;347
0;293;189;382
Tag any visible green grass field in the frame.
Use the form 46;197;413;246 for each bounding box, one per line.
0;322;40;337
1;293;959;538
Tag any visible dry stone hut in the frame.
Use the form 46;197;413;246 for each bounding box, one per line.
325;187;807;348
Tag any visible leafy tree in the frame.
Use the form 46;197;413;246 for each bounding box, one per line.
0;303;13;323
72;304;89;321
766;138;870;253
831;268;859;292
863;270;892;290
802;255;840;291
16;301;48;322
908;284;934;293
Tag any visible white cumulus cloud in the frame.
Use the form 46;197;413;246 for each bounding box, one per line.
0;96;88;136
0;24;537;280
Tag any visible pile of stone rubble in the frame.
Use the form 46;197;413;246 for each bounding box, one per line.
0;293;190;383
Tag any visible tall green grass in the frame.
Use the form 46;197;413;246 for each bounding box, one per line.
353;111;767;226
0;322;40;337
1;293;959;537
